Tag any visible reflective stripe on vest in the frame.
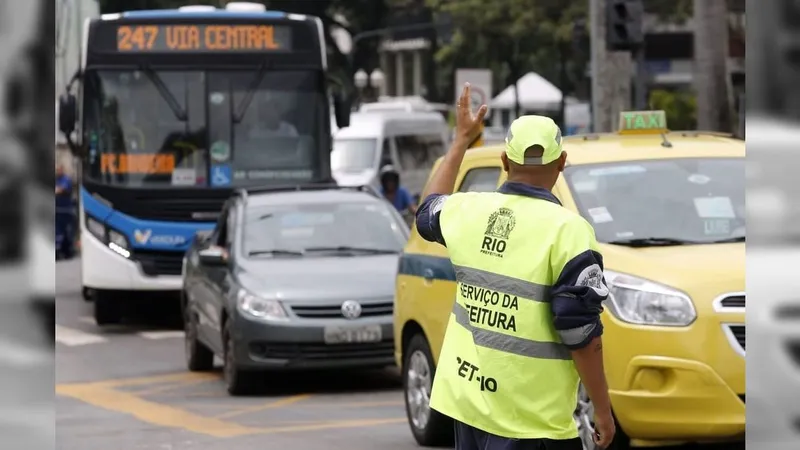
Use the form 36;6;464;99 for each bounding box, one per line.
429;191;589;440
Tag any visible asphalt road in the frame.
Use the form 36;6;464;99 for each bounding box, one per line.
55;258;743;450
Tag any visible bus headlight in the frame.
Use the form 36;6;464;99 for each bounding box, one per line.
86;216;105;241
85;214;131;258
604;270;696;327
108;230;130;258
237;289;288;322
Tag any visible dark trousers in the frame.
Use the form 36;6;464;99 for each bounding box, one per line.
56;211;74;258
455;420;583;450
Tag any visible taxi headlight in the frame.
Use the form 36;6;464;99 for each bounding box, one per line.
237;289;288;322
604;270;696;326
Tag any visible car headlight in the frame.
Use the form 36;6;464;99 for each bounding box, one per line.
236;289;288;322
604;270;697;327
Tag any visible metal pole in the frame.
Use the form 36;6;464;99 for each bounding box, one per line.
634;46;647;109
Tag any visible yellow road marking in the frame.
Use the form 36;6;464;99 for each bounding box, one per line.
259;417;406;434
215;393;312;419
131;377;218;397
56;372;406;437
306;400;403;408
56;382;260;438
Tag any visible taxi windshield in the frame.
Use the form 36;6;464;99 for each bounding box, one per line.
564;158;745;245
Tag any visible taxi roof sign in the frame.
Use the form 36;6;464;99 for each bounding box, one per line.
618;110;668;134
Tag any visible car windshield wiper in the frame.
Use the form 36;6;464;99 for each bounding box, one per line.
248;249;305;257
708;236;746;243
303;246;399;254
142;66;187;121
606;237;700;247
233;61;267;124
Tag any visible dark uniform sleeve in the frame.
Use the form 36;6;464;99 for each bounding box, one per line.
415;194;449;246
549;217;609;350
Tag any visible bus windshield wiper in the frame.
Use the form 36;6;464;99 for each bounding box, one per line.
303;246;399;254
142;66;187;121
233;61;267;123
248;249;305;257
606;237;700;247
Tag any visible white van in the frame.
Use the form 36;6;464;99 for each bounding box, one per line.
332;110;449;198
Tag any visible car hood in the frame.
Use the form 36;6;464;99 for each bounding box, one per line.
599;242;745;306
236;254;399;302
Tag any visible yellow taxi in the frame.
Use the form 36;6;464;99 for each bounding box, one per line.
394;111;745;449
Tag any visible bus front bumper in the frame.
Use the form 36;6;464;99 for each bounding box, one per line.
82;232;182;291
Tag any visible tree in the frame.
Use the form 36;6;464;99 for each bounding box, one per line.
693;0;732;131
426;0;588;113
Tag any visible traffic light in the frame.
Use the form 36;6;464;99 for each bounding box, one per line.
606;0;644;52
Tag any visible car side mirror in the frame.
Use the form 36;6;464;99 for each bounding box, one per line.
198;246;227;266
333;93;351;129
58;93;77;136
193;230;213;246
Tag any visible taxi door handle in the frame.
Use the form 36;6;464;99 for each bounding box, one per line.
423;268;435;285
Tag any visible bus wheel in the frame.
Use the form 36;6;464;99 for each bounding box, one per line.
403;334;453;447
93;290;122;325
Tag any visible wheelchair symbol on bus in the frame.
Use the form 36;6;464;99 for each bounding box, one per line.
211;165;232;187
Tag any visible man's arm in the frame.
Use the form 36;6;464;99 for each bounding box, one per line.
550;219;612;416
402;188;418;215
425;83;487;196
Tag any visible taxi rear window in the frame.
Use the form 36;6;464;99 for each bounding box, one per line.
458;168;501;192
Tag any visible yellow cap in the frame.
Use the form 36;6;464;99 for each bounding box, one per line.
505;115;563;165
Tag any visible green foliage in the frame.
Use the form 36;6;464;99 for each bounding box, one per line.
648;89;697;130
644;0;693;23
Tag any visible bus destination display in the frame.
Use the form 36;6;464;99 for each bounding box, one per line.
116;24;292;52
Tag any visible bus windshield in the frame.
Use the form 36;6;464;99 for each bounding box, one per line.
82;69;325;188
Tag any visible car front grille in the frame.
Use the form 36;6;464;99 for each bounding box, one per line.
249;340;395;361
291;301;394;319
719;295;745;308
132;250;184;276
724;324;745;355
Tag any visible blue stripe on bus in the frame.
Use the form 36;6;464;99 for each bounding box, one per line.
122;10;287;19
81;187;215;252
398;253;456;282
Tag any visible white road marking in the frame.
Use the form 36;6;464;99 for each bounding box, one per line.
78;316;95;325
55;325;108;347
138;331;185;340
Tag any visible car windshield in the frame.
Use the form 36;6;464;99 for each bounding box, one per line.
243;201;406;256
564;158;745;245
331;138;378;172
82;69;325;188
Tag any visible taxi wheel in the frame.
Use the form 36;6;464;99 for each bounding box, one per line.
222;319;259;396
184;300;214;372
403;334;453;447
93;290;122;326
575;384;630;450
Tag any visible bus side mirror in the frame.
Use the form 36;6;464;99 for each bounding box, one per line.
333;93;351;129
58;94;77;136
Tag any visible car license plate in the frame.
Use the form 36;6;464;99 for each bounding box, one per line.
323;325;382;344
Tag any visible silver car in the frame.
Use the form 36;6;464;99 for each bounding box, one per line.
181;184;409;395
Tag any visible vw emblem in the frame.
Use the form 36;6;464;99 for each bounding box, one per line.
341;300;362;320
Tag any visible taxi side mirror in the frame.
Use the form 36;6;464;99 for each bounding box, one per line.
334;93;351;129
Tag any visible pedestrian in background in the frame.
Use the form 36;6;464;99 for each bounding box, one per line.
414;83;616;449
55;163;75;259
379;164;417;216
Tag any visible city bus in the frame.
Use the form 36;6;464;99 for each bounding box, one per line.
58;2;351;325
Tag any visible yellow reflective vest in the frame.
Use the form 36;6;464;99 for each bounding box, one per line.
430;191;600;440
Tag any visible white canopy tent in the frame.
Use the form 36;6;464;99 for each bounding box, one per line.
488;71;589;135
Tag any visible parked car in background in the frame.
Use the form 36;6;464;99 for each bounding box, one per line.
181;184;409;395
